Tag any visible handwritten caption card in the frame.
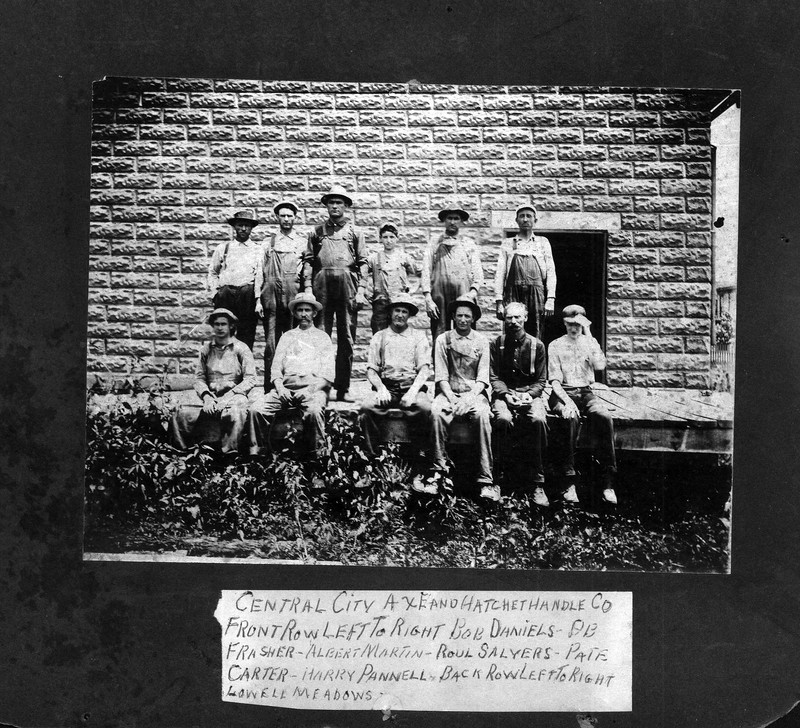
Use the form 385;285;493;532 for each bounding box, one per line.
215;590;632;712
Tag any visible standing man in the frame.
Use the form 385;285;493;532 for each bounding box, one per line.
494;204;556;339
490;302;549;506
207;210;263;352
358;292;431;458
365;222;421;333
302;184;368;402
247;292;335;465
548;304;617;505
421;205;484;343
255;200;305;389
427;296;497;500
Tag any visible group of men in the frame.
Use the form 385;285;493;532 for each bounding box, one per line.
170;185;618;506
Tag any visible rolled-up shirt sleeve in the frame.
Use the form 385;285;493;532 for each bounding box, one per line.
433;334;448;383
207;243;224;292
542;236;557;300
366;330;383;375
476;336;490;389
318;332;336;384
193;345;211;397
420;243;433;294
231;343;257;395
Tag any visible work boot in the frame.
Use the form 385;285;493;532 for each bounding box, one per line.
602;488;618;505
479;484;501;502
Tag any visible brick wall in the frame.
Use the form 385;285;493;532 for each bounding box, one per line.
89;78;728;388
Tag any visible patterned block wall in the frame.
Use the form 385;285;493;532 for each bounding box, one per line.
88;77;728;388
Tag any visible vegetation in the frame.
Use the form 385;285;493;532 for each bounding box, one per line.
84;386;730;572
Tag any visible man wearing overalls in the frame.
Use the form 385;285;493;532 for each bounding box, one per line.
254;200;305;390
302;185;368;402
421;205;484;344
493;204;557;339
207;210;263;352
426;296;497;501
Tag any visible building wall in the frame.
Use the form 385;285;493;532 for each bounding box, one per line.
89;78;722;388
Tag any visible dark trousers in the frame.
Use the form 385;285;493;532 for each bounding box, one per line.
492;397;548;484
358;383;431;456
313;283;357;394
370;299;391;333
213;284;257;352
549;387;616;481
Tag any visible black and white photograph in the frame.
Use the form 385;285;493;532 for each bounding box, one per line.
84;78;738;572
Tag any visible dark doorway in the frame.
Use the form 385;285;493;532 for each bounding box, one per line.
504;230;607;349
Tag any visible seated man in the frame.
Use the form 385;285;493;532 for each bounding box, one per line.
426;295;497;501
358;292;431;458
170;308;256;454
247;292;334;465
490;302;549;506
548;304;617;505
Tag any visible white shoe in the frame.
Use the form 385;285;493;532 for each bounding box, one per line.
532;486;550;507
602;488;618;505
561;484;580;504
480;484;501;502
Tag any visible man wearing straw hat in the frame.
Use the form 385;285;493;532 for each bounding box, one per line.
207;209;263;352
494;204;557;339
358;292;432;459
169;308;256;454
254;200;305;389
548;304;617;505
247;292;335;463
421;205;484;343
302;184;368;402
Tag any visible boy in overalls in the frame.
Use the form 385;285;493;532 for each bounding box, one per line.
365;222;421;333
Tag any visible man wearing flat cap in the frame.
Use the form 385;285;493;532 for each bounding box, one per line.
494;204;557;339
207;210;263;352
421;205;484;344
302;184;368;402
365;222;421;333
426;295;497;500
248;292;335;464
254;200;305;388
169;308;256;454
548;304;617;505
359;292;432;458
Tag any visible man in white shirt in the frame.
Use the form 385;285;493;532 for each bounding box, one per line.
254;200;305;389
494;204;557;339
247;292;334;464
207;210;263;352
548;304;617;505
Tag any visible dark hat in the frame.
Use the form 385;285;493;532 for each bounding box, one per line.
273;200;299;216
226;209;260;227
387;292;419;317
437;206;470;222
379;222;399;237
448;295;482;322
287;291;323;314
320;184;353;207
207;308;239;325
562;304;591;326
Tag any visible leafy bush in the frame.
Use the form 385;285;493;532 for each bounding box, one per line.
84;391;730;572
